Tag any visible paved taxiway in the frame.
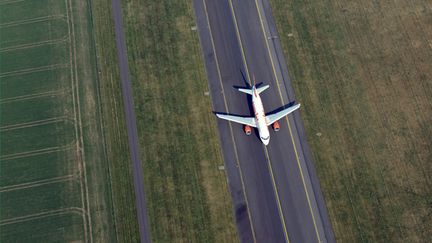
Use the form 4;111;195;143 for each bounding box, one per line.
112;0;152;241
193;0;335;242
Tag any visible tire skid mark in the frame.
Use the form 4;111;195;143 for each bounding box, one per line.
0;175;75;193
0;15;66;28
0;207;85;226
0;36;69;53
0;145;75;161
0;64;68;78
0;89;66;104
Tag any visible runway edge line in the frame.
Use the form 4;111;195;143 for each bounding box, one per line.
254;0;336;242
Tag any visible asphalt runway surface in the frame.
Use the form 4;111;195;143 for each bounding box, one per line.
193;0;335;242
111;0;152;242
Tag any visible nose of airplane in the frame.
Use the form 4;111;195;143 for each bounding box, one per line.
262;138;270;146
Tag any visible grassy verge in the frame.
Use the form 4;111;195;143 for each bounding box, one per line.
122;0;239;242
270;0;432;242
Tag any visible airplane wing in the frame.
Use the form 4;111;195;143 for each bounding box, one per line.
266;104;301;125
216;114;257;127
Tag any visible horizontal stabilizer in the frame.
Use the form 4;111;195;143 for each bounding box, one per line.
237;84;270;95
237;88;253;95
255;85;269;94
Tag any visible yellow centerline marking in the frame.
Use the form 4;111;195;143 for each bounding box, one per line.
228;1;290;242
253;0;322;241
227;0;251;83
202;0;257;242
263;147;291;243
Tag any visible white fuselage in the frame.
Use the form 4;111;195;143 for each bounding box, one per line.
252;88;270;145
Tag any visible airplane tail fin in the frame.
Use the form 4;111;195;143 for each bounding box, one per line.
237;84;269;95
255;85;269;94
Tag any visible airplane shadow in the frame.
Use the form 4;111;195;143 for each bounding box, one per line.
265;100;297;116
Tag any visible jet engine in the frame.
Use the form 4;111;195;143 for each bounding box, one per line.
244;125;252;135
272;121;280;131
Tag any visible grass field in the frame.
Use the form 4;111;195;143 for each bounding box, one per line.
121;0;239;242
270;0;432;242
0;0;117;241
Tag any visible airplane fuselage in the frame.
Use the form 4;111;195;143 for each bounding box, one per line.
215;83;300;145
252;88;270;145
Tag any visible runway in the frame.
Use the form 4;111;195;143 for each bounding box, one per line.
111;0;152;242
193;0;335;242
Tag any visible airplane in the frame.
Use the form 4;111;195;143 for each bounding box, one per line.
215;84;300;145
